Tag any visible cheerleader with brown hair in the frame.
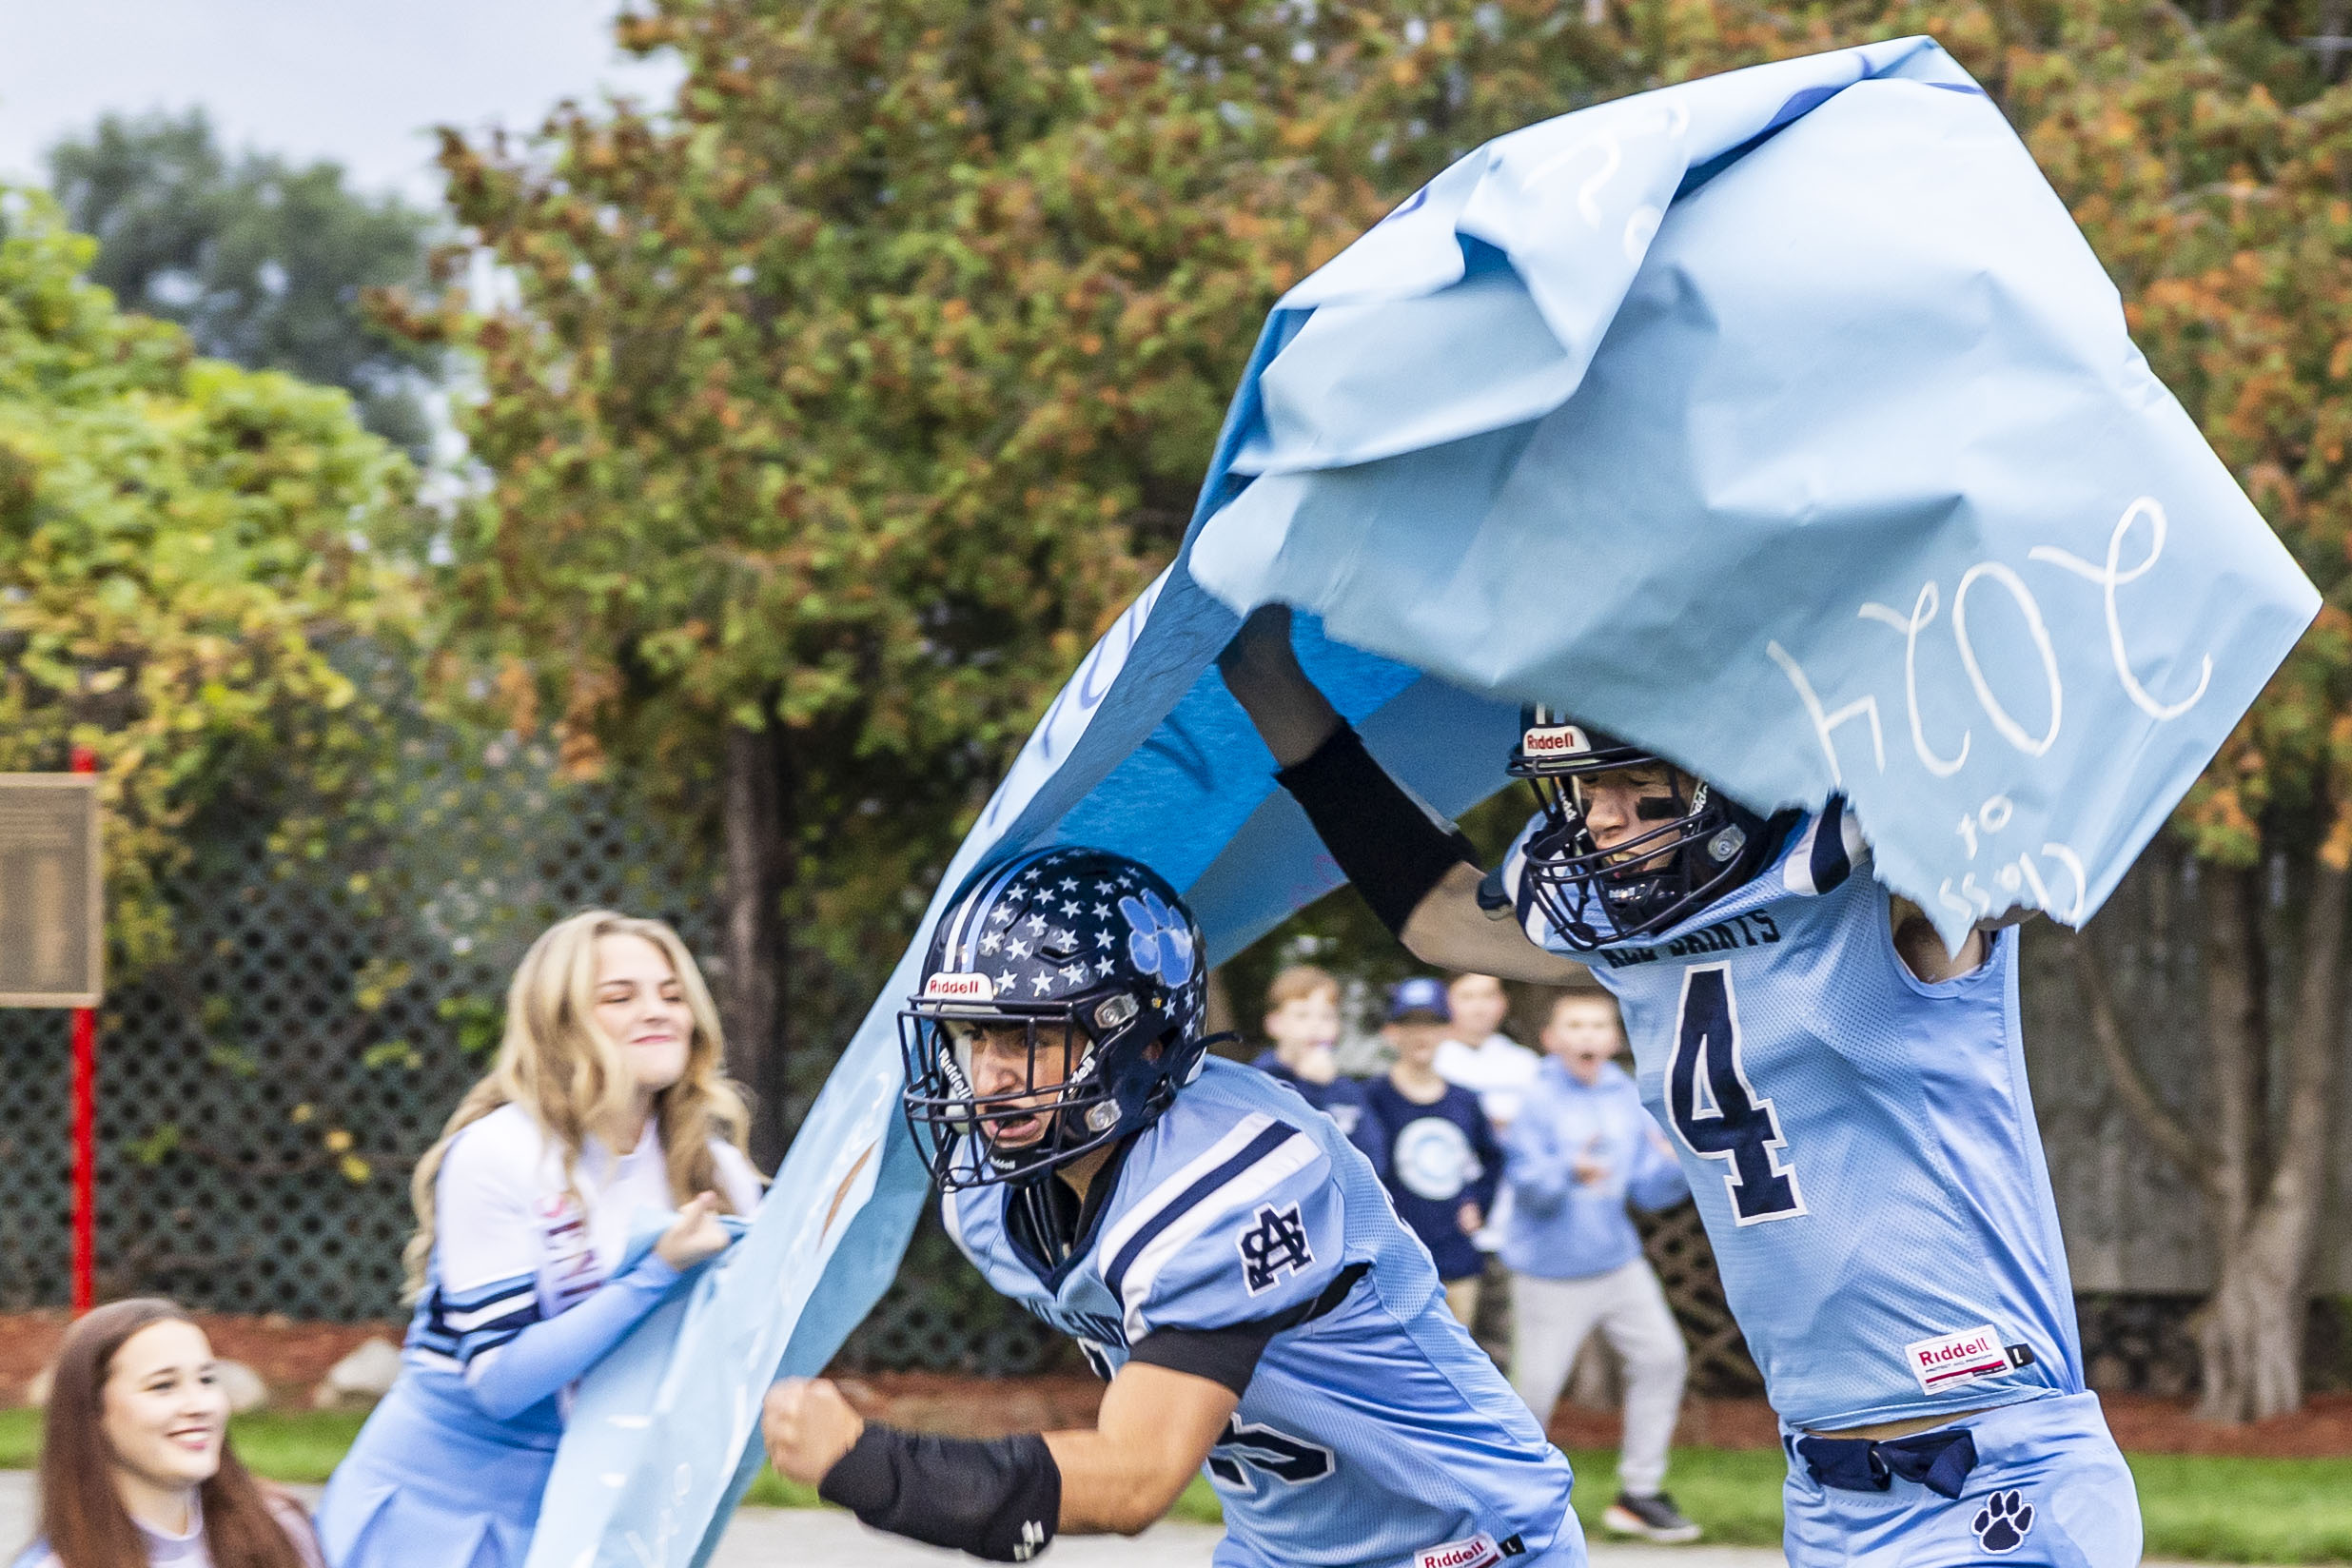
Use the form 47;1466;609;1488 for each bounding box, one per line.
12;1298;322;1568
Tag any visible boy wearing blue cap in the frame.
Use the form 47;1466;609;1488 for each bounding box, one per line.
1354;977;1505;1327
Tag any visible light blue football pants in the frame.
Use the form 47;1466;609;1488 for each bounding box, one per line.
1780;1391;2142;1566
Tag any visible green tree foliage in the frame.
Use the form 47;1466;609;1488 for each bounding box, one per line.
49;110;443;456
0;188;419;970
403;0;1636;1147
422;3;1372;811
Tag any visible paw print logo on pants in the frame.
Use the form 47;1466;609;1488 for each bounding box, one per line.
1970;1489;2034;1554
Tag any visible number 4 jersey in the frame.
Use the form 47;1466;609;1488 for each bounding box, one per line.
1499;800;2084;1432
943;1058;1581;1568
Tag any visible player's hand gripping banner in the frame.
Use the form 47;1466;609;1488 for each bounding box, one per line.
527;36;2317;1563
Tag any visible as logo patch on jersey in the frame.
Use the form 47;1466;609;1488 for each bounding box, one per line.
1237;1202;1313;1294
923;971;995;1001
1414;1531;1507;1568
1903;1324;2012;1395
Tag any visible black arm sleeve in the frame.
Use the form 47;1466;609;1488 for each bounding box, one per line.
818;1424;1061;1562
1273;724;1479;937
1125;1262;1373;1396
1126;1319;1284;1396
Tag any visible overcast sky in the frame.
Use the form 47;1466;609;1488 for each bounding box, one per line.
0;0;685;204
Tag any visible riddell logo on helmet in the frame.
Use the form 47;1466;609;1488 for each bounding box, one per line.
1520;724;1589;757
924;972;995;1001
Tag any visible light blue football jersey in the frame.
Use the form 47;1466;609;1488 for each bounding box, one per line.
943;1058;1582;1568
1499;801;2085;1431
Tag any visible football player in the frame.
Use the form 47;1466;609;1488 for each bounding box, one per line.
1213;606;2142;1567
762;846;1582;1567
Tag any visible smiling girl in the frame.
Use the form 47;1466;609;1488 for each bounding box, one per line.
16;1298;322;1568
314;911;764;1567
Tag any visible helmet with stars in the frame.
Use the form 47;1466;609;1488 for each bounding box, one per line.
898;846;1210;1189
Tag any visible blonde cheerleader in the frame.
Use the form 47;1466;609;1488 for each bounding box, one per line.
316;912;763;1566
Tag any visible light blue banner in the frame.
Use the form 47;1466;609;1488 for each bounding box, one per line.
1186;34;2318;946
529;37;2315;1565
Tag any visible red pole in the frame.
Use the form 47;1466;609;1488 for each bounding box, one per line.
71;1006;94;1314
69;744;96;1315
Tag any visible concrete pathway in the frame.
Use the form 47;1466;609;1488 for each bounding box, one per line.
0;1475;1754;1564
707;1507;1781;1567
0;1471;2226;1566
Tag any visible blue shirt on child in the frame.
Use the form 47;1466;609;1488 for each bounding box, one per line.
1353;1079;1501;1283
1501;1057;1688;1281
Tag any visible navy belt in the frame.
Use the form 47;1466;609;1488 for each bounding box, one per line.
1792;1427;1978;1499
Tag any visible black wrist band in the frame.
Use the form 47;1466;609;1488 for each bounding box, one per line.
1275;724;1478;936
818;1423;1061;1562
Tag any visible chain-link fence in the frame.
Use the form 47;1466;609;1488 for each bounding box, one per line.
0;727;707;1318
0;718;1065;1372
0;704;1760;1382
22;706;2326;1396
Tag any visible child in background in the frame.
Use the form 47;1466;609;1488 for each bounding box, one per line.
1505;990;1697;1543
1248;963;1363;1137
1354;977;1503;1326
1434;970;1543;1260
1434;972;1540;1133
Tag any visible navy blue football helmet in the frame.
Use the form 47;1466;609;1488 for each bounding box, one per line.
1507;705;1783;951
899;846;1211;1189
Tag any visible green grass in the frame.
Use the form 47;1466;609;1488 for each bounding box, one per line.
215;1410;375;1484
0;1407;372;1485
0;1409;31;1471
739;1467;824;1509
5;1408;2349;1561
2130;1453;2352;1564
1168;1475;1225;1525
1567;1446;1788;1546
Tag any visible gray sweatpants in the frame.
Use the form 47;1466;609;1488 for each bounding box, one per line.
1510;1258;1688;1497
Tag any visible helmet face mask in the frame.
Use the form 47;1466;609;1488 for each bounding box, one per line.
899;848;1209;1190
1509;707;1771;951
899;992;1168;1188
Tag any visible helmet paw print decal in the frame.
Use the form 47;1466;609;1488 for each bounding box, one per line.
1119;888;1196;985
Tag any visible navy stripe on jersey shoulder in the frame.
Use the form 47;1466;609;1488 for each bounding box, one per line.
1810;797;1852;892
1103;1121;1297;1302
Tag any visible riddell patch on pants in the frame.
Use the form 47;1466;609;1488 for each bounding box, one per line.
1903;1325;2015;1394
